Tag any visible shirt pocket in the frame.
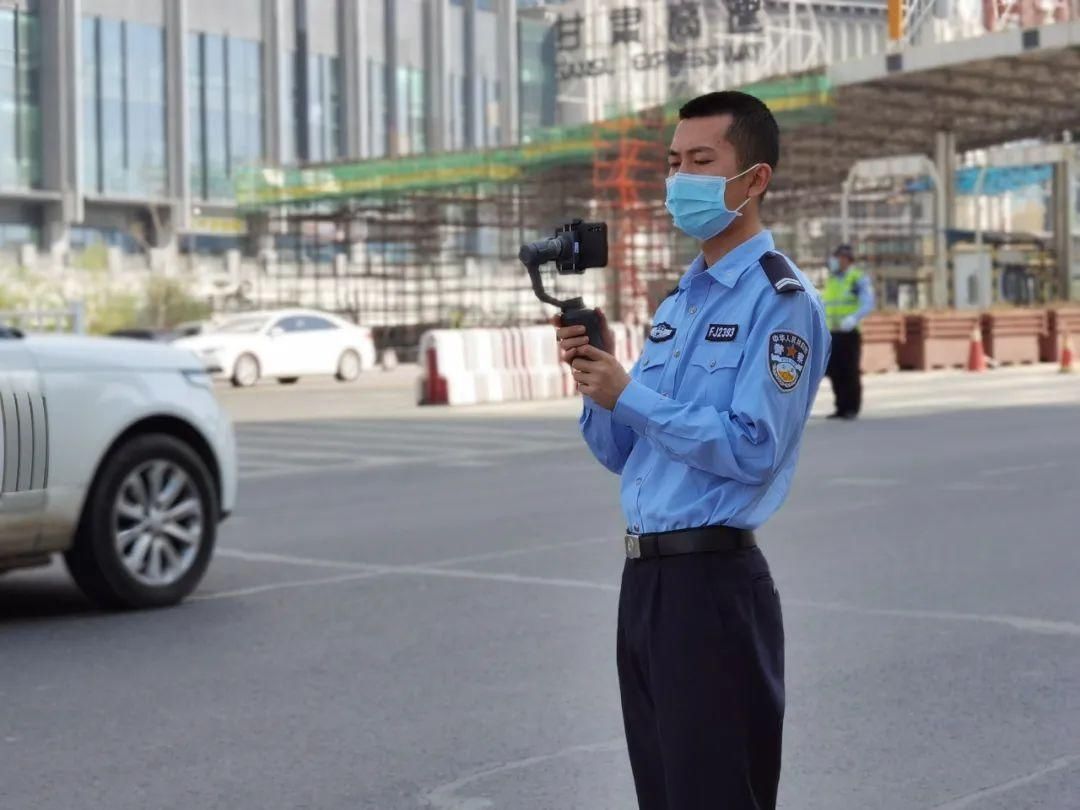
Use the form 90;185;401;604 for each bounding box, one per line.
684;341;745;407
635;343;674;391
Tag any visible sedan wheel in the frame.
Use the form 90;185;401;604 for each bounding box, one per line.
336;349;361;382
232;353;260;387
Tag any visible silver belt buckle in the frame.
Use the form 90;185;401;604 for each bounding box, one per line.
624;533;641;560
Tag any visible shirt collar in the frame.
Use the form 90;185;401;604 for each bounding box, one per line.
677;230;775;290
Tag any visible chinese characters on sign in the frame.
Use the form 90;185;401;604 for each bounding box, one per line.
554;3;763;82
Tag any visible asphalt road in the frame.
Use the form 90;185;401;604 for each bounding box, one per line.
2;393;1079;809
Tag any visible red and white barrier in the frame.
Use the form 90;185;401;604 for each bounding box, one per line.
419;323;644;406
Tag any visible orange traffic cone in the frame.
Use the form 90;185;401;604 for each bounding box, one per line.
967;325;987;372
1060;332;1075;374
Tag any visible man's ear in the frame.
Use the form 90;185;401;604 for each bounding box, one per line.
747;164;773;199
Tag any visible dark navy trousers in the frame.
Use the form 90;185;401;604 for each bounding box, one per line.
616;546;785;810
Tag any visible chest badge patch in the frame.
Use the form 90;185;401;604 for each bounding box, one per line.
768;331;810;392
649;322;676;343
705;323;739;342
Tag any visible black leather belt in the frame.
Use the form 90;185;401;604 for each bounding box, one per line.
624;526;756;560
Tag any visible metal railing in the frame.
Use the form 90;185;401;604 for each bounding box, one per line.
0;303;86;334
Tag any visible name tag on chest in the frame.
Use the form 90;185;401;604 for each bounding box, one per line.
705;323;739;342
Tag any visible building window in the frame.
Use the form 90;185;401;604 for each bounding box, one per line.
280;53;294;163
189;32;263;200
480;77;489;148
518;17;556;140
81;17;166;197
409;67;425;154
394;66;426;155
307;53;341;162
367;58;386;158
0;5;40;189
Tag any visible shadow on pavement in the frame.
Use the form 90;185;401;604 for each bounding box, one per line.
0;573;98;624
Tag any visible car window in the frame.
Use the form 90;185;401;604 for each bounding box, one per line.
303;316;338;332
272;317;305;333
216;316;269;334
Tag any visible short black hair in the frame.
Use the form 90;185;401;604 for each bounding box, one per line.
678;91;780;172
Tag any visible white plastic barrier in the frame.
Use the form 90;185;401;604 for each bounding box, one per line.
419;322;644;406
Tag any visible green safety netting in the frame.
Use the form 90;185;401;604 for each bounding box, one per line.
235;73;832;210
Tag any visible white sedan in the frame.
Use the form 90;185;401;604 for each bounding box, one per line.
0;327;238;609
174;309;377;387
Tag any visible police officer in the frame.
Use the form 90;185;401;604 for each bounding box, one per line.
822;244;875;419
555;91;829;810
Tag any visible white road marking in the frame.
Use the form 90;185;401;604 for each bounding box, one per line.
825;477;899;487
941;481;1016;492
218;537;610;573
421;738;625;810
979;461;1060;477
236;441;581;480
929;752;1080;809
425;537;611;568
787;599;1080;637
190;570;382;601
210;548;1080;637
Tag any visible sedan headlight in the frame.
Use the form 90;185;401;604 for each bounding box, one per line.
182;369;214;388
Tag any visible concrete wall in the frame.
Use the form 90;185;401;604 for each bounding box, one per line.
186;0;264;39
81;0;165;26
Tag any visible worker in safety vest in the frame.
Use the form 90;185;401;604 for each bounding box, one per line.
822;244;874;419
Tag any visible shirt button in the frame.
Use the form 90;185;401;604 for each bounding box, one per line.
709;360;716;368
673;350;680;358
689;306;698;314
635;478;642;486
633;524;640;532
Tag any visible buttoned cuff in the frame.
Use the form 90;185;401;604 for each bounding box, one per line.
582;395;603;411
612;379;663;434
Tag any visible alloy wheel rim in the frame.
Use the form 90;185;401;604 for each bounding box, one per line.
113;460;204;587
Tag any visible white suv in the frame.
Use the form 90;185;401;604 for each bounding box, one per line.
0;327;238;609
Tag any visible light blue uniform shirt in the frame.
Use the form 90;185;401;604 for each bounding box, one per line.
580;230;830;532
853;272;876;323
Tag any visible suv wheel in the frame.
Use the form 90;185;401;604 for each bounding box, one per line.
65;434;218;609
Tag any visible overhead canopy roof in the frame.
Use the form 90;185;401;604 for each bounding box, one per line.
236;21;1080;210
782;20;1080;193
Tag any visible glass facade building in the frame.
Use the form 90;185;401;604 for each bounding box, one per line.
0;0;523;257
0;4;40;189
189;33;263;200
81;16;167;197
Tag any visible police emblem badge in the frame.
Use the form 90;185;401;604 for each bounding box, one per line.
649;322;676;342
768;331;809;392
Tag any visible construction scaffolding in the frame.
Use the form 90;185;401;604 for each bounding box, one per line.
235;76;831;349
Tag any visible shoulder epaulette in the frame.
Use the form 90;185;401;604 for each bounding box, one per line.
760;251;804;294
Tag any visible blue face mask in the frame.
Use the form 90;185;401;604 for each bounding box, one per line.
827;256;841;273
664;165;759;241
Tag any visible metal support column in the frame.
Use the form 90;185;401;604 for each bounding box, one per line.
1053;154;1079;301
39;0;80;252
294;0;311;162
262;0;285;165
384;0;399;156
165;0;189;234
425;0;448;153
933;130;956;308
464;0;478;148
496;0;518;147
340;0;365;160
